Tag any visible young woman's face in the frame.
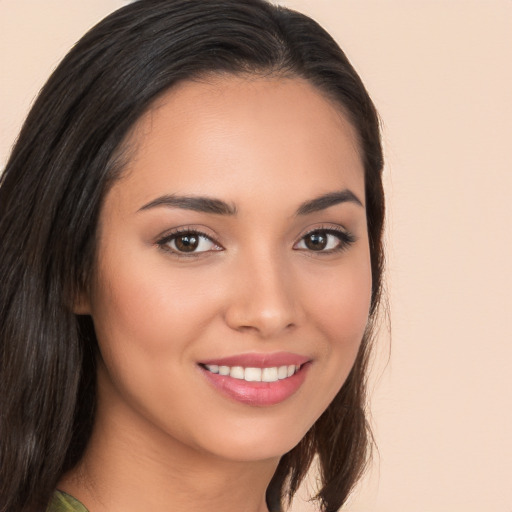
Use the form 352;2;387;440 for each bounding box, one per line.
81;76;371;463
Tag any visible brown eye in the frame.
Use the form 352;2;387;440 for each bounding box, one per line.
158;230;221;255
174;234;200;252
304;232;328;251
295;228;356;253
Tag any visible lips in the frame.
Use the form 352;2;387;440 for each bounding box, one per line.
198;352;311;406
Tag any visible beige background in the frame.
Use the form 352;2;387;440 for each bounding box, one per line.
1;1;511;511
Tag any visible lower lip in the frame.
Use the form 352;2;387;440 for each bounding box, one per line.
200;363;310;406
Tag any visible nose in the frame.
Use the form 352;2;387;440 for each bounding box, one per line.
223;251;301;339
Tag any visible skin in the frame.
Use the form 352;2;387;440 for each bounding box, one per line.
63;75;372;512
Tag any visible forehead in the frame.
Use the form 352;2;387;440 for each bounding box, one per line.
112;75;364;210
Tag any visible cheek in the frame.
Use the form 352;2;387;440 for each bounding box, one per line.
331;270;371;343
306;256;372;345
88;255;221;430
92;246;212;337
301;253;372;395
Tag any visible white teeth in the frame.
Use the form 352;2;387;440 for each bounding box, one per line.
277;366;288;380
262;367;278;382
230;366;245;379
244;367;262;382
204;364;302;382
218;365;230;376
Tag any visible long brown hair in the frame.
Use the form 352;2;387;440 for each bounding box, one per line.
0;1;384;511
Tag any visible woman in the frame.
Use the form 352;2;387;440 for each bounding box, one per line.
0;1;385;511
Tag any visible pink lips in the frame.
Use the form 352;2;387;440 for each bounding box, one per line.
199;352;311;406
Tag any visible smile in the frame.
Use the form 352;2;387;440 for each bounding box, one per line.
199;353;311;406
203;364;300;382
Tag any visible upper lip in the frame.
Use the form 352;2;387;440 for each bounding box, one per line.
199;352;310;368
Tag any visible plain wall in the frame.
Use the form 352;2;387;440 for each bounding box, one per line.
1;1;511;511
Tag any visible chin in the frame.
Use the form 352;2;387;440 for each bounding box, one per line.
189;414;313;463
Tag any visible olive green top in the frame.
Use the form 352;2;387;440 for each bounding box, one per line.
46;491;89;512
46;489;280;512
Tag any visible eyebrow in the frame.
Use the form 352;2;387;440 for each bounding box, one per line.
138;189;363;216
295;189;363;215
138;195;238;215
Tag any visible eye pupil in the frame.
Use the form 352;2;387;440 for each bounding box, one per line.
175;234;199;252
305;232;327;251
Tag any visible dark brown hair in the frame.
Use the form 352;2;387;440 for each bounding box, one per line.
0;1;384;511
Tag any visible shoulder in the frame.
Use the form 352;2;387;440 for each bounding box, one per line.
46;491;89;512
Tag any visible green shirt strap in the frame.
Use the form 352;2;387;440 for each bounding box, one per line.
46;490;89;512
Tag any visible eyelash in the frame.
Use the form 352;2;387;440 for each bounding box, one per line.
156;226;356;257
